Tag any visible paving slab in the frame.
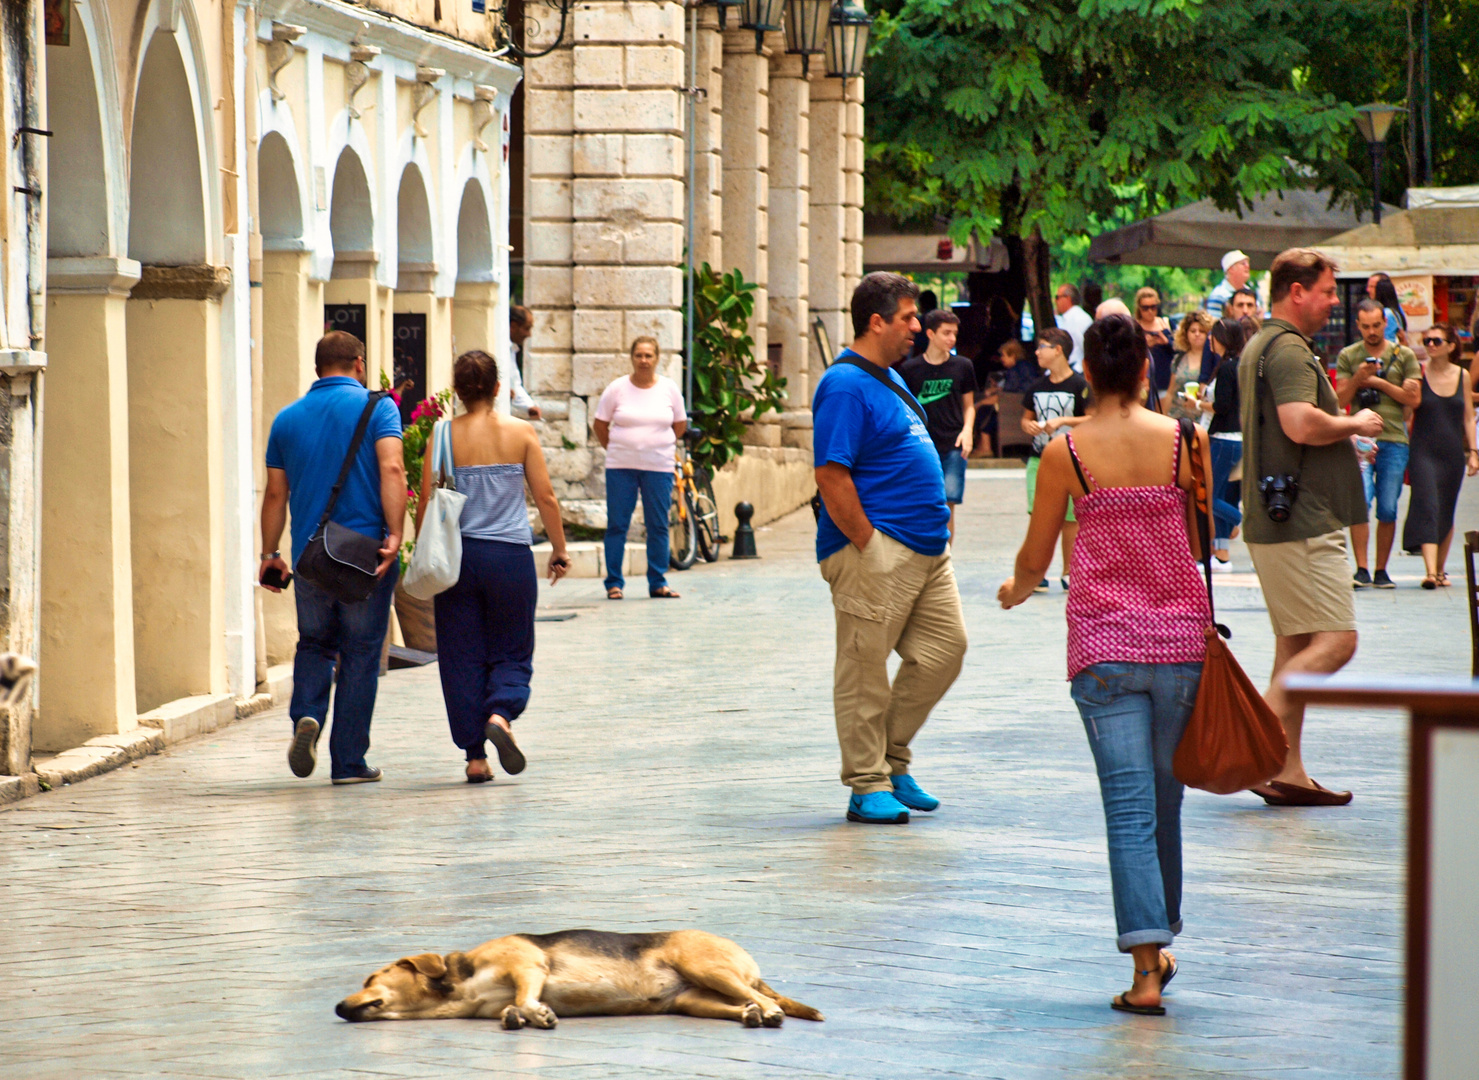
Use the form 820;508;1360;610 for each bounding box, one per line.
3;470;1473;1078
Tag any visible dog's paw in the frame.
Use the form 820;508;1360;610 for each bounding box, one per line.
501;1005;526;1031
761;1009;784;1028
524;1003;559;1029
740;1003;763;1028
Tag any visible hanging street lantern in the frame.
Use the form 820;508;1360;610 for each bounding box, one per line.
825;0;872;84
784;0;830;78
707;0;741;31
1352;103;1404;226
739;0;785;54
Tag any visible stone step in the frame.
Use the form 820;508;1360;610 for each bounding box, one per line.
532;541;647;579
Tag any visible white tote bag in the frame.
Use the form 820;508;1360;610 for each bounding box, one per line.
401;419;466;599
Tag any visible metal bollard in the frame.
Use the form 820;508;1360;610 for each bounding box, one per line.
730;502;759;559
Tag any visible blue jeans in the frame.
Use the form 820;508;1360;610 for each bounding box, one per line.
604;467;672;593
290;562;399;779
1209;436;1243;545
1070;661;1202;952
940;447;966;504
1360;440;1409;523
433;540;536;761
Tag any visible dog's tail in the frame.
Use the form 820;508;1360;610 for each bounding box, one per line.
758;981;824;1021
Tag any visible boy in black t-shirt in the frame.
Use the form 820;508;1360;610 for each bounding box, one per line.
1022;327;1091;592
899;309;978;542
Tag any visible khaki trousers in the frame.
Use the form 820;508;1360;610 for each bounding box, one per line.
819;532;968;793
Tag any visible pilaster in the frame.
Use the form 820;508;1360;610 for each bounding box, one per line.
809;74;847;389
721;30;770;359
768;53;809;405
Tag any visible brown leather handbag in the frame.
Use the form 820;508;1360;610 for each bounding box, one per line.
1172;420;1289;795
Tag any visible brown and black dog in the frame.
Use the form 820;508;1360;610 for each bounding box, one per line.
336;929;823;1029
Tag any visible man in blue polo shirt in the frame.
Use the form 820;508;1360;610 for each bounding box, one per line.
814;272;968;825
260;331;406;785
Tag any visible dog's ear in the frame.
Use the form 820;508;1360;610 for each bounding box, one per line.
399;954;447;978
445;951;475;982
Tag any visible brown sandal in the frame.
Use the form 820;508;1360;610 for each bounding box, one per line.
649;586;681;599
606;587;623;600
1259;779;1353;807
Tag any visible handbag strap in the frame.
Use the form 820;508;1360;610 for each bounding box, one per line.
1179;417;1230;640
435;418;457;490
834;352;928;427
315;390;390;536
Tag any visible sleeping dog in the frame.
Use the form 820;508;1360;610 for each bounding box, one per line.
336;929;823;1029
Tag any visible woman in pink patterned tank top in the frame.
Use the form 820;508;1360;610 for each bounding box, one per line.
998;314;1212;1017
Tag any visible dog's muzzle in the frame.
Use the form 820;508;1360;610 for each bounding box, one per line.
336;999;382;1022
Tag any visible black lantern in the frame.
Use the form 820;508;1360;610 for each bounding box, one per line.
740;0;785;53
825;0;872;83
785;0;830;77
707;0;741;30
1353;103;1404;226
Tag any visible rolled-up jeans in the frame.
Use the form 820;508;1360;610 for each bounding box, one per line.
1069;661;1202;952
1209;435;1242;545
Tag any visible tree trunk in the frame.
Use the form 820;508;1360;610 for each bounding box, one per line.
1022;225;1055;341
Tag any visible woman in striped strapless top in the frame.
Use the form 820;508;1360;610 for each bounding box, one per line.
414;350;571;784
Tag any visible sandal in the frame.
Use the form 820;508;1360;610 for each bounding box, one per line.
606;587;623;600
649;586;681;599
466;761;494;784
1259;779;1353;806
1111;993;1165;1016
1436;571;1451;587
1422;575;1438;590
484;719;526;776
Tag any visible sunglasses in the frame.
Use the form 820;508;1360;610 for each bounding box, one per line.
1422;337;1447;347
1138;303;1158;310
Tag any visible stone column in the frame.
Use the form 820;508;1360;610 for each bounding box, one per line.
37;259;140;749
523;3;577;478
691;8;724;271
843;77;865;314
721;30;769;359
767;53;809;405
126;267;231;713
808;74;847;399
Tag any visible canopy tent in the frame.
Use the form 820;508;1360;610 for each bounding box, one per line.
1088;190;1397;270
1314;203;1479;276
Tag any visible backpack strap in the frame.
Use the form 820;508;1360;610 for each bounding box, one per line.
1179;417;1230;641
834;352;928;426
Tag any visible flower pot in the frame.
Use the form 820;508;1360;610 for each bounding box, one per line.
393;585;437;654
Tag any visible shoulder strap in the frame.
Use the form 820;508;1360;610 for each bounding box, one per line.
835;353;928;426
1179;418;1230;640
1253;328;1309;479
1063;431;1093;495
315;390;391;535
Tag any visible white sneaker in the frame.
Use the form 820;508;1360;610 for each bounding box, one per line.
1211;559;1233;574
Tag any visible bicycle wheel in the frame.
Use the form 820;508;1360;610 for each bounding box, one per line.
693;470;722;562
668;486;699;570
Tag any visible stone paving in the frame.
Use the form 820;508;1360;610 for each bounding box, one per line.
4;471;1475;1079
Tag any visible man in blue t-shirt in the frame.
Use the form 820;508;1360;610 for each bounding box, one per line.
261;331;406;785
813;272;968;826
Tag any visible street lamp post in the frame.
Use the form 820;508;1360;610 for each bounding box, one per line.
1353;103;1404;226
825;0;872;86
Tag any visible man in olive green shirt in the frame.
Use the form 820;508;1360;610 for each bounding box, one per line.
1334;299;1422;588
1239;249;1383;807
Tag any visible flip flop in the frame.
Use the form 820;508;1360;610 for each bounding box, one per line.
649;586;681;599
1160;952;1178;991
1111;993;1165;1016
1262;779;1353;807
484;720;527;776
466;769;494;785
1249;782;1282;802
607;587;623;600
1422;575;1437;590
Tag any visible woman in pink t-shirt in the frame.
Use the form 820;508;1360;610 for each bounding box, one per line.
593;337;687;599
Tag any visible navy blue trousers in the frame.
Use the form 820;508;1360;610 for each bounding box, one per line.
433;539;536;761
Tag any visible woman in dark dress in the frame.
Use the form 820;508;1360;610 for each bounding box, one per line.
1403;323;1479;588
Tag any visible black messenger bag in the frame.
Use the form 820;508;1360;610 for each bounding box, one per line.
295;391;391;604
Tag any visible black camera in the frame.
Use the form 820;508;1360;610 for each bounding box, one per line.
1258;474;1300;523
1355;385;1384;410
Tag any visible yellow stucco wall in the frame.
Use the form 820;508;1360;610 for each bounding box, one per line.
392;291;453;396
38;292;139;750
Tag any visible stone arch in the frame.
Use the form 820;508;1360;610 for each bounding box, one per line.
455;179;493;283
127;30;207;264
259;131;303;249
396;163;434;279
329;148;374;256
46;12;112;258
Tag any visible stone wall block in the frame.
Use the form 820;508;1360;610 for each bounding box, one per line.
527;134;574;176
536;309;573;350
526;2;571;47
525;50;574;87
544;447;593;482
625;44;684;88
573;46;625;87
571;222;625;264
620;222;685;265
572;89;680;134
741;421;782;448
781;426;814;451
574;309;625;352
573;352;640;396
526;222;574;264
524;89;574;134
573;266;683;308
574;1;685;44
568;395;589;440
844;135;866;175
572;133;625;176
623;134;684;178
525;265;574;307
572;178;684;223
527;177;574;220
526;350;573;393
624;309;684;352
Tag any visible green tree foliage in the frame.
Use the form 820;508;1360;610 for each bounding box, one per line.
687;265;788;475
865;0;1371;327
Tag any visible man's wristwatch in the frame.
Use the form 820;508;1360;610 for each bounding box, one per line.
260;551;281;561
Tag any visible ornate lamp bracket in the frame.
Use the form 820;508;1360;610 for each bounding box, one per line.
346;44;381;119
413;67;444;140
267;23;306;102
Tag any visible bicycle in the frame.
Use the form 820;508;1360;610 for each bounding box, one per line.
669;428;722;569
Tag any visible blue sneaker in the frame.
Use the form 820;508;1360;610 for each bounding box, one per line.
891;773;939;812
847;791;910;824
